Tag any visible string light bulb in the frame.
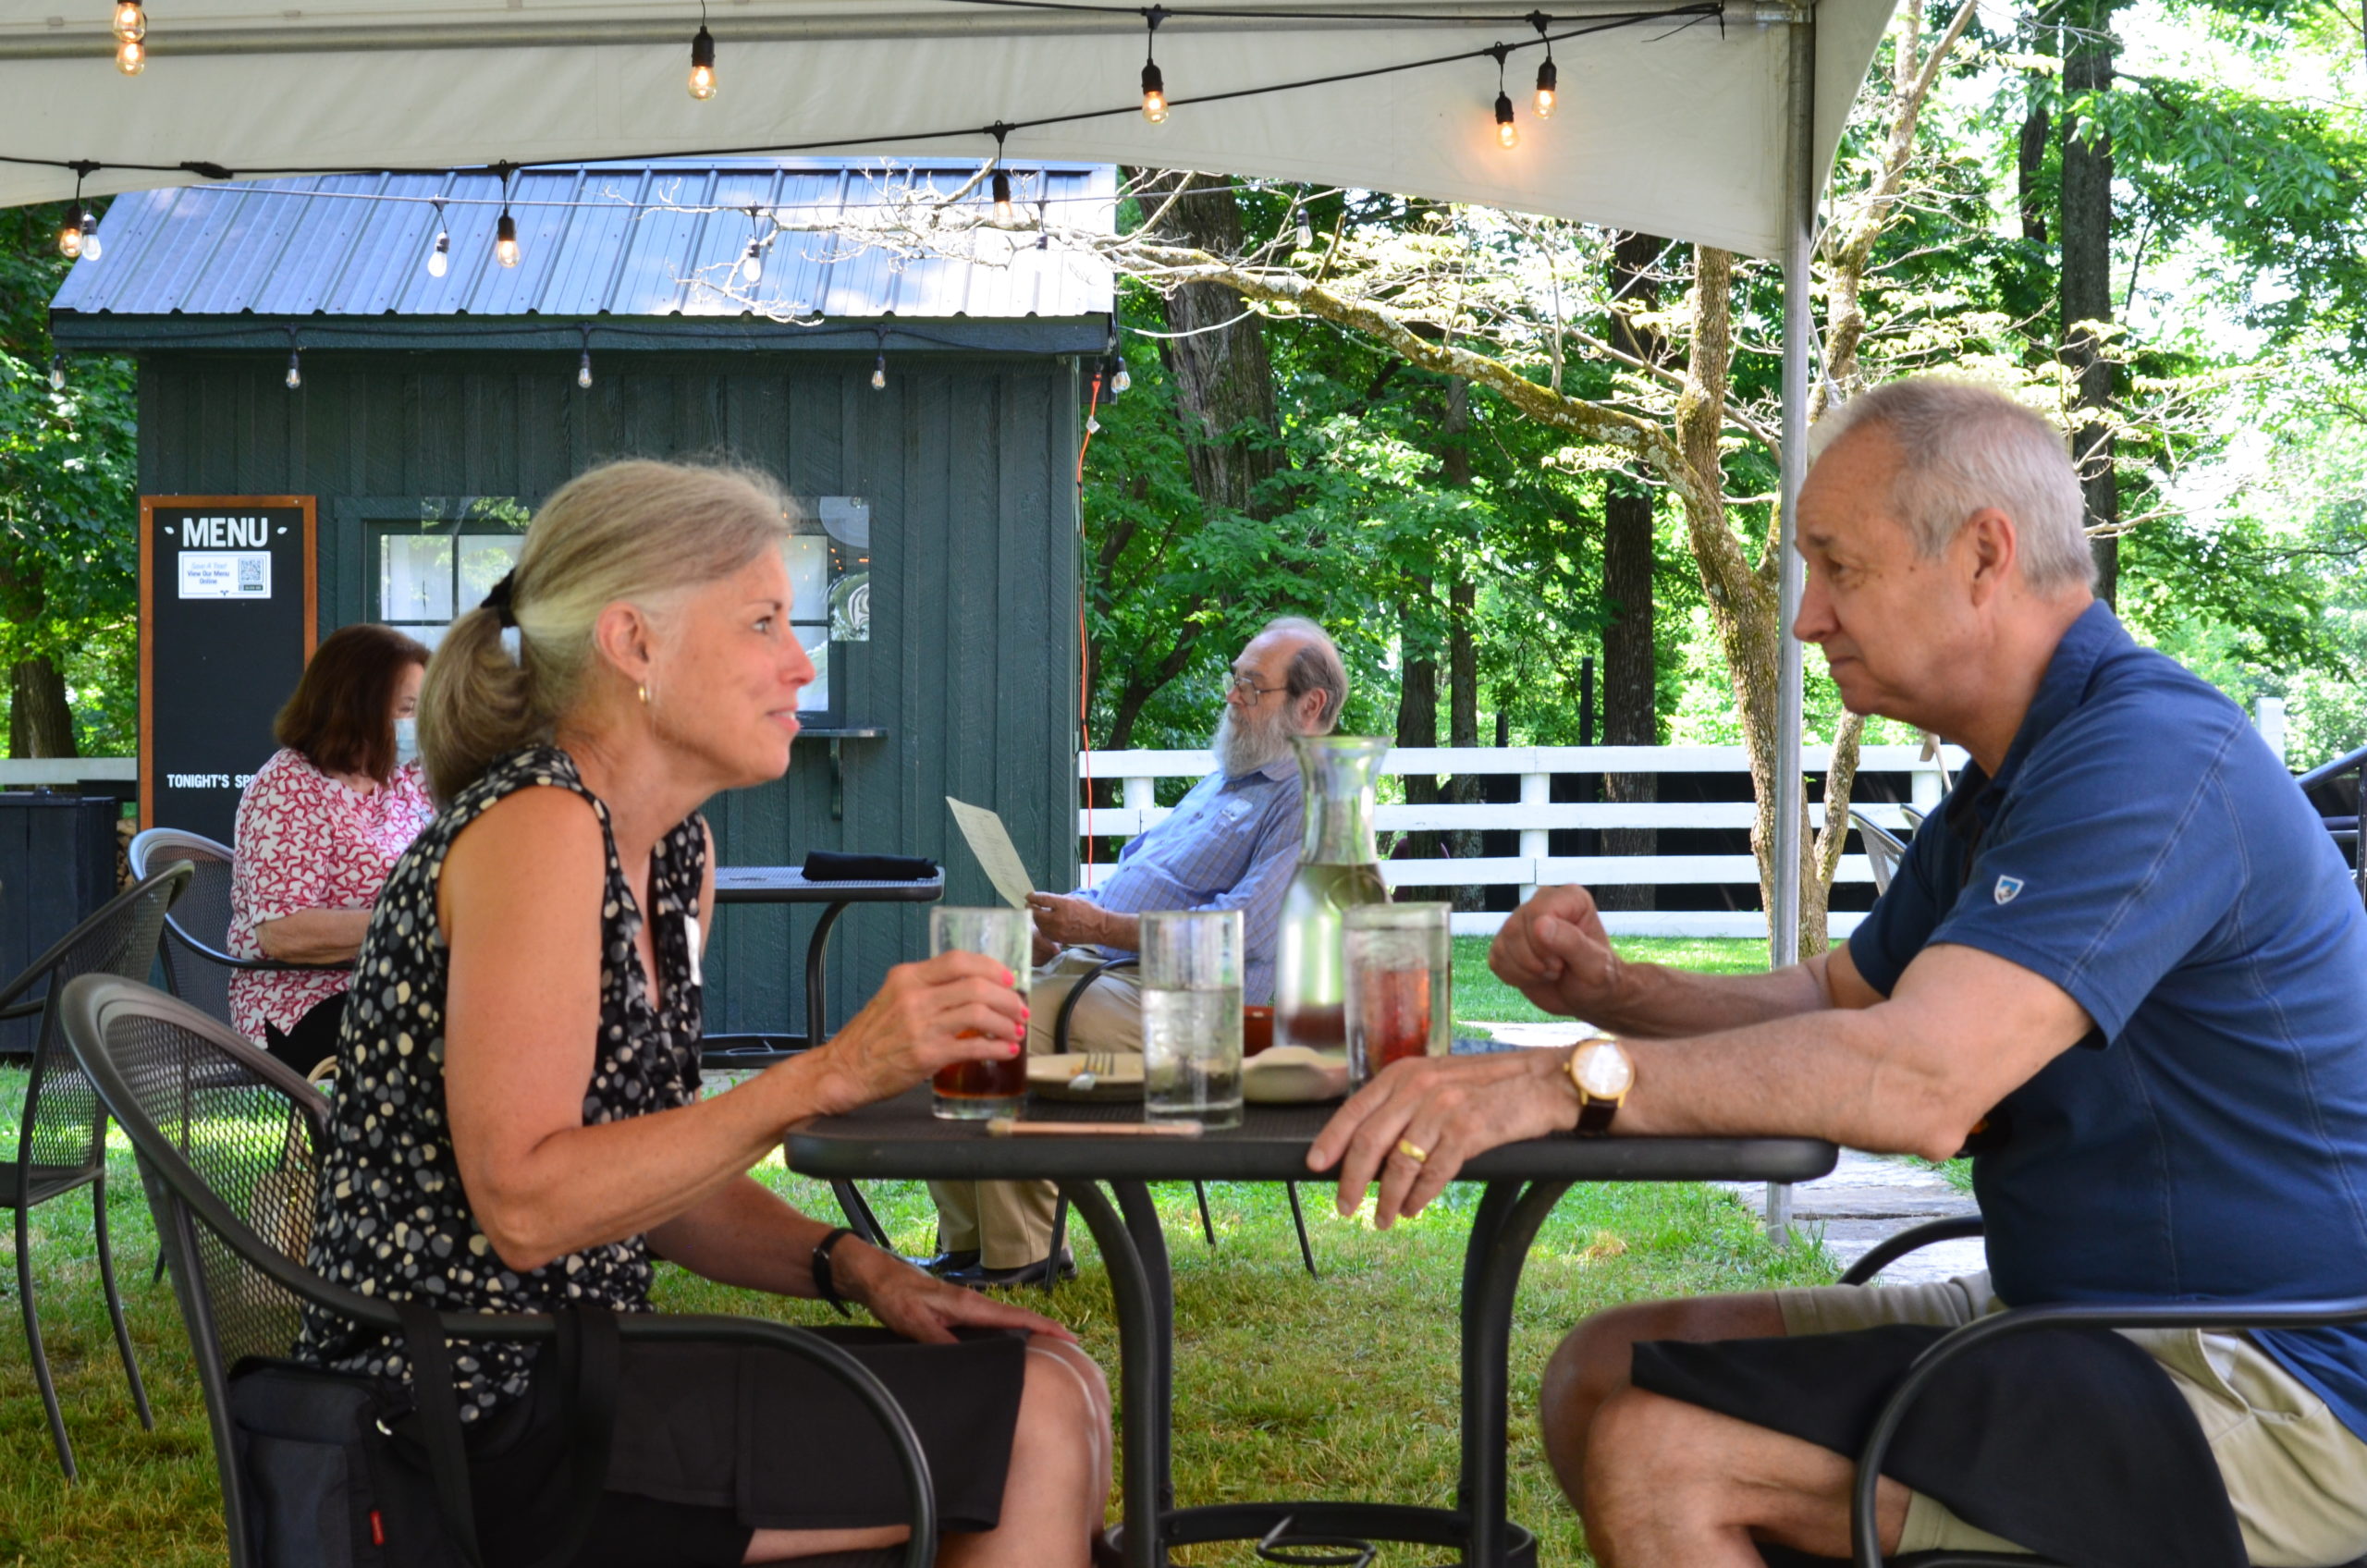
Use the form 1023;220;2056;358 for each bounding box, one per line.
79;209;101;261
1534;56;1558;117
425;202;450;277
578;350;594;389
688;20;717;99
117;35;145;74
1140;7;1169;122
496;210;521;268
112;1;144;42
870;351;888;391
1110;359;1132;394
285;347;302;391
1495;90;1518;149
992;168;1014;226
48;355;66;391
58;203;83;260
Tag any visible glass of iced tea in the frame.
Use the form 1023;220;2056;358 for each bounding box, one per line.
927;906;1032;1121
1343;902;1452;1087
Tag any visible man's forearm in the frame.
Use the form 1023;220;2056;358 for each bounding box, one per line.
1094;908;1140;951
1594;957;1833;1039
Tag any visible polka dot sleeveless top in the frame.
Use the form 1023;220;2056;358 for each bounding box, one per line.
297;744;707;1419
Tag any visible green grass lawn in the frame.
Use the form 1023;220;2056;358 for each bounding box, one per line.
1455;934;1770;1026
0;972;1834;1567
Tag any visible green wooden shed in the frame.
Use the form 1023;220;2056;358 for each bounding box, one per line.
51;159;1111;1037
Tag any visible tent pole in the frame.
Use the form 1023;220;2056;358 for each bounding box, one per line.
1766;0;1817;1243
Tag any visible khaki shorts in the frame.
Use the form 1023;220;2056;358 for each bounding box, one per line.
1779;1272;2367;1566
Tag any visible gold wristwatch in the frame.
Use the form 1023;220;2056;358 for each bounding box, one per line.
1565;1038;1635;1135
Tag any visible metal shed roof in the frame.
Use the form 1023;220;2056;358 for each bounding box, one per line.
51;159;1116;349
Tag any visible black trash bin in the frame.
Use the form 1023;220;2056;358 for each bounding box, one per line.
0;792;123;1057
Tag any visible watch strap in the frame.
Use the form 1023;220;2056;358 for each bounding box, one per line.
810;1226;857;1318
1576;1095;1620;1134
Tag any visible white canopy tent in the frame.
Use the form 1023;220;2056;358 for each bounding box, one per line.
0;0;1892;1057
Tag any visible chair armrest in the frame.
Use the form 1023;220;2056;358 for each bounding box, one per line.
1053;957;1140;1054
0;993;45;1023
1837;1217;1987;1287
1851;1293;2367;1568
165;921;353;974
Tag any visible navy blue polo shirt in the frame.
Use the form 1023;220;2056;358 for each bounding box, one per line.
1850;601;2367;1438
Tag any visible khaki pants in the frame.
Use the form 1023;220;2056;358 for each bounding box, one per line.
1779;1271;2367;1565
927;949;1143;1268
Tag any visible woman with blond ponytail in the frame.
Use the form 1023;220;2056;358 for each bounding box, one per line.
297;460;1110;1568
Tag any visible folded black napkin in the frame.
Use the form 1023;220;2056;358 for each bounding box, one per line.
801;850;939;882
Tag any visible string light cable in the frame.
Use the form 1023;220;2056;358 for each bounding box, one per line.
0;4;1717;191
988;123;1016;225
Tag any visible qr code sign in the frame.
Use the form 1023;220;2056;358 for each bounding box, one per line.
237;557;265;593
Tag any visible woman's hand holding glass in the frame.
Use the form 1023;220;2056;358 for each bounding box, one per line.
803;950;1029;1115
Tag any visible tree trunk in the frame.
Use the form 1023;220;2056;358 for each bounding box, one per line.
2018;101;2051;245
1135;171;1286;521
1446;575;1484;911
1600;231;1665;912
2060;1;2119;605
9;656;78;758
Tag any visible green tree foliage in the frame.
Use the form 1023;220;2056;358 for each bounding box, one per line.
0;202;139;753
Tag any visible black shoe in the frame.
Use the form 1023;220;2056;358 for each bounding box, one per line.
942;1252;1078;1290
907;1249;981;1276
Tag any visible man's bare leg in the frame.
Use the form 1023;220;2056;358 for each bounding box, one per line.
1539;1292;1788;1514
1583;1386;1911;1566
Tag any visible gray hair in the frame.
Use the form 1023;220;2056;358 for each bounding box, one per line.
1262;616;1346;732
418;459;793;802
1809;377;2096;595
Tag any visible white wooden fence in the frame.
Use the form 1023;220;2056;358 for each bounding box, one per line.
1077;744;1967;939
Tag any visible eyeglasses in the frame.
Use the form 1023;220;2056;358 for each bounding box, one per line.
1227;674;1289;700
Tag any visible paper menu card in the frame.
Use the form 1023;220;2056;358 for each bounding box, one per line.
946;797;1036;911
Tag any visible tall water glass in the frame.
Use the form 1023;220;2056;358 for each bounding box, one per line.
1140;910;1245;1129
1343;901;1452;1087
928;906;1031;1121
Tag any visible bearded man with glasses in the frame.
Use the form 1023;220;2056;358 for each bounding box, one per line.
922;617;1348;1288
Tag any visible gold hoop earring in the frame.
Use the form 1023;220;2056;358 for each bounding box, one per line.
637;683;649;706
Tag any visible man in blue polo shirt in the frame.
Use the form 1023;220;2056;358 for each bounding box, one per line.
1310;377;2367;1566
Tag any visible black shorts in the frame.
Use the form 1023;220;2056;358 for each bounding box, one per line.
468;1325;1030;1568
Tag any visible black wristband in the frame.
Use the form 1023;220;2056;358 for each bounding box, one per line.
810;1227;858;1319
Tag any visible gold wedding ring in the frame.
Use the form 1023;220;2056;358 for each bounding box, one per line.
1396;1138;1430;1165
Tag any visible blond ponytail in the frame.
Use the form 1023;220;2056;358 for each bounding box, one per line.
417;459;793;802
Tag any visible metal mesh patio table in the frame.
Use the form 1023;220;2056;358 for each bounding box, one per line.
785;1090;1836;1566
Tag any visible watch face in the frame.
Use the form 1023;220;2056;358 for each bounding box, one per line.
1576;1041;1634;1098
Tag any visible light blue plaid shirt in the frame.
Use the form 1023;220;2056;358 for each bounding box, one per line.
1074;757;1304;1004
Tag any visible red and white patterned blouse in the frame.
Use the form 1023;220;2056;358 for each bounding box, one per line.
227;747;435;1040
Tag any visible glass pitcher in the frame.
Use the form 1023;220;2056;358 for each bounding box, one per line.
1274;735;1392;1051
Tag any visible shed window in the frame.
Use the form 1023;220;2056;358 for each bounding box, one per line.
367;496;869;718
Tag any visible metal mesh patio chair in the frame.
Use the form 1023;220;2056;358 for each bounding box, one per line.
1848;810;1910;898
56;974;938;1568
126;827;352;1034
1043;956;1320;1285
1;860;190;1478
1819;1216;2367;1568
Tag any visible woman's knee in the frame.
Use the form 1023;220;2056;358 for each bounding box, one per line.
1019;1336;1110;1433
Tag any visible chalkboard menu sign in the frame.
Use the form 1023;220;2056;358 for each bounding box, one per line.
140;497;317;843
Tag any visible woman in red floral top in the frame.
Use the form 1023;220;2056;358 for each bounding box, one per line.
228;623;435;1067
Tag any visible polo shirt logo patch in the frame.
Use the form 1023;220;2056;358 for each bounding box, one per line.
1994;875;2025;904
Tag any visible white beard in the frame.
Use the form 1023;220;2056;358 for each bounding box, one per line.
1212;704;1294;778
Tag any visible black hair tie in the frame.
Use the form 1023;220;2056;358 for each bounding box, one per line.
481;570;518;628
